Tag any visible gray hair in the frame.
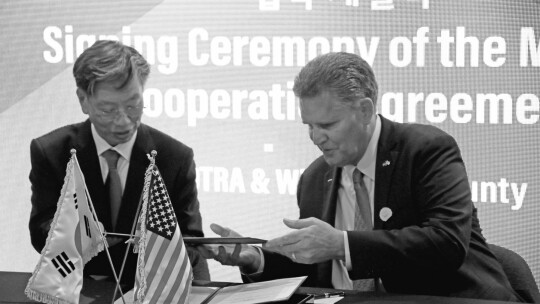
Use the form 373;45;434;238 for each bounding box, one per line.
293;52;378;105
73;40;150;95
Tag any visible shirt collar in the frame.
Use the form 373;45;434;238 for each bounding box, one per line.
343;115;381;181
91;124;137;161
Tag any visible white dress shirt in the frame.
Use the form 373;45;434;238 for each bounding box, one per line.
332;115;381;289
91;124;137;193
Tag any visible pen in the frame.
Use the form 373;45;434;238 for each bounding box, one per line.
310;291;345;299
297;294;315;304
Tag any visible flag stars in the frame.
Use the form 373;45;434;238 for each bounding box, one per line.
146;169;179;240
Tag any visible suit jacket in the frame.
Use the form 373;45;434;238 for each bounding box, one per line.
29;120;209;285
256;115;520;302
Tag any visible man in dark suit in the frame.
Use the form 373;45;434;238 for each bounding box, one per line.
29;40;209;286
200;52;522;302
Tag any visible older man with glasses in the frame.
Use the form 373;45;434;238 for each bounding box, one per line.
28;40;209;286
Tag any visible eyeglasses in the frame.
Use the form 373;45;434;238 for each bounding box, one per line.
94;105;144;121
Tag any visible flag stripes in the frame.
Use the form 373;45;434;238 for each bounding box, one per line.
144;231;190;303
164;251;191;303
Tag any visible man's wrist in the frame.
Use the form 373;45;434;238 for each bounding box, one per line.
239;246;263;274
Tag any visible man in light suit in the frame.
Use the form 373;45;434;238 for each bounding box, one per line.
200;52;522;302
29;40;209;286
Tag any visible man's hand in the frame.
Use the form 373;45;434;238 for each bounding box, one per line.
196;223;262;274
264;217;344;264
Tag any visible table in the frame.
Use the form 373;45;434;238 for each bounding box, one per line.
0;272;522;304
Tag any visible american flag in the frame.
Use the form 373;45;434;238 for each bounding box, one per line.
134;165;192;304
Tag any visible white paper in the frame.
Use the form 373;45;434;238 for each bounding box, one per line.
113;289;133;304
312;296;344;304
113;287;219;304
113;277;305;304
208;276;307;304
189;286;220;304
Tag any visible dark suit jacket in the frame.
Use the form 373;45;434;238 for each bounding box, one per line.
29;120;209;285
255;115;521;302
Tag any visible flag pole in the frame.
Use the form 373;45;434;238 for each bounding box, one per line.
111;185;145;303
72;150;127;304
104;232;134;238
111;150;157;304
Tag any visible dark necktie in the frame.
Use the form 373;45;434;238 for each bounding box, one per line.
102;149;122;231
352;168;375;291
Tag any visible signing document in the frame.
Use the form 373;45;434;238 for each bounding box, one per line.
114;276;306;304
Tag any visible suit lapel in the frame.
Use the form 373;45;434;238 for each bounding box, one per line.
318;166;341;287
321;168;341;225
74;120;112;231
115;124;154;233
374;116;399;229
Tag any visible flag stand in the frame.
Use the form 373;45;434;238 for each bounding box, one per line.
111;187;146;304
110;150;157;304
73;151;128;304
105;232;134;238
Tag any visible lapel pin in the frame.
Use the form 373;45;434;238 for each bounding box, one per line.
379;207;392;222
382;160;390;167
327;178;333;182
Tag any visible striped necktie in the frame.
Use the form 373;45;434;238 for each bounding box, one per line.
352;168;375;291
